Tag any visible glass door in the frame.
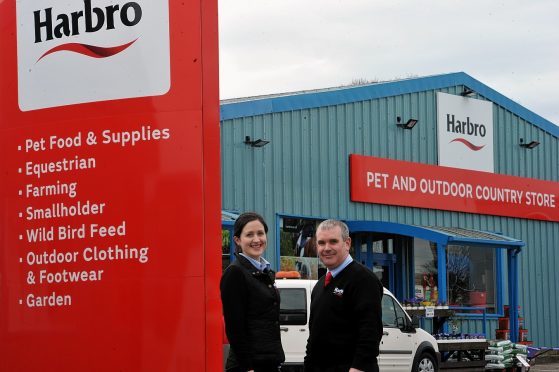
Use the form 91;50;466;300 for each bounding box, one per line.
372;255;395;291
352;233;396;292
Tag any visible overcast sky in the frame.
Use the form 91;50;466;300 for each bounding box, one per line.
219;0;559;126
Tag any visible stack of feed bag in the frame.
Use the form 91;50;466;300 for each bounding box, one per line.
511;343;529;364
485;340;528;370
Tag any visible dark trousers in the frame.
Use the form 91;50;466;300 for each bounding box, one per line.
305;364;350;372
226;365;281;372
306;364;379;372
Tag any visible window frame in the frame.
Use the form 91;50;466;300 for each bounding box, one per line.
278;288;308;326
441;244;505;318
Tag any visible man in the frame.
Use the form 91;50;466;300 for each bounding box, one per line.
304;219;383;372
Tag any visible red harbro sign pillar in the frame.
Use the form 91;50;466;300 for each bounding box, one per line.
0;0;221;370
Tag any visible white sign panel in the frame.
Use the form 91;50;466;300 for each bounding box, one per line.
16;0;170;111
437;92;494;172
425;306;435;318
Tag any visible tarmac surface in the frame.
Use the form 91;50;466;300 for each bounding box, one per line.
529;362;559;371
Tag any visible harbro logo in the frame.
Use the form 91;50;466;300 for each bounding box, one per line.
17;0;170;111
34;1;142;43
34;1;141;62
436;92;494;173
446;114;487;151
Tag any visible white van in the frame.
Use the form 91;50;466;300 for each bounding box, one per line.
276;279;440;372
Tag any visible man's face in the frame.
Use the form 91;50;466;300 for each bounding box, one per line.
316;226;351;270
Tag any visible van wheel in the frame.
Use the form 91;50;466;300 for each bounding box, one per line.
413;352;437;372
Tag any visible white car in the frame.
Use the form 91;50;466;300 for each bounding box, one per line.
276;279;440;372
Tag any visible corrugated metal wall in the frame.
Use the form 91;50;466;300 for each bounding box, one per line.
220;84;559;346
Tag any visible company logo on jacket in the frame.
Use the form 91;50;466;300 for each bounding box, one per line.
333;287;344;297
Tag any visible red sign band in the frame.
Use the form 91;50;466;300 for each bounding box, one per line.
350;154;559;222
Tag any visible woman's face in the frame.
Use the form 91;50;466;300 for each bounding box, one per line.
234;219;267;260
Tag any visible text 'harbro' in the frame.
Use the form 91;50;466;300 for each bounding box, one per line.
34;0;142;43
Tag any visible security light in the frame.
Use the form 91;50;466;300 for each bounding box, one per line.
244;136;270;147
461;87;475;96
396;117;418;129
519;139;540;149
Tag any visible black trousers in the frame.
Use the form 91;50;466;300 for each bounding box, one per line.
305;364;379;372
305;364;350;372
226;365;281;372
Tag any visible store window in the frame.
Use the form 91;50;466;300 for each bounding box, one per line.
413;239;438;303
222;229;231;272
446;245;496;313
279;217;325;279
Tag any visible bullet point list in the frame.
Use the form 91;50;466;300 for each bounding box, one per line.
18;168;22;174
19;212;23;218
18;190;23;196
18;145;22;151
19;234;23;240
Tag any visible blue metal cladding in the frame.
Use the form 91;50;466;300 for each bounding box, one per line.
221;72;559;138
220;73;559;346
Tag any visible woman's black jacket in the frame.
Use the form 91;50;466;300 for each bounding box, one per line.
220;254;285;370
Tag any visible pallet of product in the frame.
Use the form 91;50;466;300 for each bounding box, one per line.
485;340;527;370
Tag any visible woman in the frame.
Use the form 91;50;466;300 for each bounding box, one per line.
221;212;285;372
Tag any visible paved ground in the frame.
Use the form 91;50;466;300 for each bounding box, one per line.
529;361;559;371
485;360;559;371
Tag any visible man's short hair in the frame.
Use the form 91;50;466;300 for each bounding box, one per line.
316;219;350;241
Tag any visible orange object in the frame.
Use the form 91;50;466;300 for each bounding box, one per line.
276;271;302;279
470;291;486;306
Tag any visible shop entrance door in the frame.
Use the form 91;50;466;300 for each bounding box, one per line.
372;254;396;292
352;234;396;293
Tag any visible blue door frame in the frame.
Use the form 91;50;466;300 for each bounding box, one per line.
371;254;396;294
352;234;396;293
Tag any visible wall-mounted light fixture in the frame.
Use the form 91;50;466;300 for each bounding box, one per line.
244;135;270;148
519;138;540;149
396;116;419;130
461;87;475;96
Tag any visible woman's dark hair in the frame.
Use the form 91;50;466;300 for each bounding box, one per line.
233;212;268;253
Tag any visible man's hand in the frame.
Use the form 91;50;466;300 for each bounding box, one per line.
349;368;364;372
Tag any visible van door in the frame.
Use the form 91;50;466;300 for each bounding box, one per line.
278;284;310;363
379;294;415;372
